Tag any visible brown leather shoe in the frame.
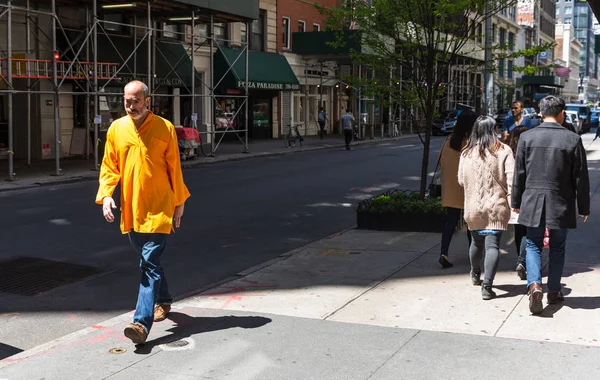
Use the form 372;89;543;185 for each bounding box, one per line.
124;323;148;344
154;304;171;322
528;283;544;315
547;291;564;305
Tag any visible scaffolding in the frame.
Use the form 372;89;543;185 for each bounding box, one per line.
0;0;255;181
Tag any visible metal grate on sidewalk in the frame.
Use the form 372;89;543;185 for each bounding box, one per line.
0;256;103;296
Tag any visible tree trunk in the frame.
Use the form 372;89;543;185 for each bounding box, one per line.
419;101;434;200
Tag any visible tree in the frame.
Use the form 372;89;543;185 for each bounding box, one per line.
318;0;546;200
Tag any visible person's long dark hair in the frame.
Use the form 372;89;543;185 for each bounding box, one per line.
508;125;528;154
449;110;478;151
462;115;504;160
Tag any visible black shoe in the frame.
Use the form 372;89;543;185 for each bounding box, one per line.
439;255;453;269
516;263;527;281
547;291;564;305
481;285;496;300
471;271;482;286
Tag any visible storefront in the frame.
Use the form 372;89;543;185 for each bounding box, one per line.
213;47;299;139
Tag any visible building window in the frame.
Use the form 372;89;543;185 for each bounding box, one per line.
498;58;505;78
213;23;228;45
509;6;516;21
565;6;572;15
162;23;179;39
282;17;290;49
313;24;320;32
507;60;513;79
499;27;506;46
298;20;306;33
492;24;496;43
104;13;124;34
564;17;571;24
508;32;514;51
242;10;266;51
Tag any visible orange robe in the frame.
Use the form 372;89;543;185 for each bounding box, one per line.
95;112;190;234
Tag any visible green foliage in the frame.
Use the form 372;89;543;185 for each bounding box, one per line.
358;192;445;215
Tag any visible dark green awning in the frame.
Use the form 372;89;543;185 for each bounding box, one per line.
59;31;200;89
214;47;299;91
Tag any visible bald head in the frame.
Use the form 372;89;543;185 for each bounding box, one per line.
124;80;150;122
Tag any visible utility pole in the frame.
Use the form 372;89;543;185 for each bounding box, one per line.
483;0;494;116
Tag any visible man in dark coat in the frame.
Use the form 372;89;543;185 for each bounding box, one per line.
512;95;590;315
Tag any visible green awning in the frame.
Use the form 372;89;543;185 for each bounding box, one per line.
214;47;299;91
59;31;200;89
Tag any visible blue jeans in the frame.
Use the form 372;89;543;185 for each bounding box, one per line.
128;232;172;332
526;227;569;292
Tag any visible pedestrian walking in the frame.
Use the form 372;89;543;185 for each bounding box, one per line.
501;101;533;142
506;125;529;280
458;116;515;300
512;95;590;315
95;80;191;344
341;108;355;150
318;107;328;139
437;110;477;269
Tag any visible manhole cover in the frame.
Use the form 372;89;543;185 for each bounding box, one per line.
109;347;127;354
0;257;103;296
164;340;189;348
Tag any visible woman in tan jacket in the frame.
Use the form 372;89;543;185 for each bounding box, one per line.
438;110;478;268
458;116;514;300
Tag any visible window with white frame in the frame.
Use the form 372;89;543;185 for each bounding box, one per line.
162;23;179;39
282;17;290;49
313;23;320;32
298;20;306;33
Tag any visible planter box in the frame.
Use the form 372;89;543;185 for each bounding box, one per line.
357;210;445;232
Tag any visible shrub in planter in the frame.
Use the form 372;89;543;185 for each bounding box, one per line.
356;190;446;232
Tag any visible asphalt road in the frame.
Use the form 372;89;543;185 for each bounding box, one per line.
0;136;445;359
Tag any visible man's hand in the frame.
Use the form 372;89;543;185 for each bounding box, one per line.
174;203;185;228
580;214;589;222
102;196;117;223
513;208;520;214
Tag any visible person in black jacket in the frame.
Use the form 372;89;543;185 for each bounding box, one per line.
512;95;590;315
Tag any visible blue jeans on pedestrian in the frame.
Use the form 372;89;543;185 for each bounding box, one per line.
128;231;172;333
526;227;569;292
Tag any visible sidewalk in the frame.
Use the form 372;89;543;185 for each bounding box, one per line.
0;135;406;193
2;211;600;379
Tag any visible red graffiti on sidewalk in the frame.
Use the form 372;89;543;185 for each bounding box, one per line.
199;285;274;310
0;313;20;320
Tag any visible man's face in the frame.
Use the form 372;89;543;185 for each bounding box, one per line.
511;103;523;117
123;85;150;120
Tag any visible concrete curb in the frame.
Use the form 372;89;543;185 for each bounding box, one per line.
0;136;409;194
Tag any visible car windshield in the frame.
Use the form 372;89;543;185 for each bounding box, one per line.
566;106;587;115
446;111;458;121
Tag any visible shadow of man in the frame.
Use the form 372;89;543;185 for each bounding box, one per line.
134;312;272;354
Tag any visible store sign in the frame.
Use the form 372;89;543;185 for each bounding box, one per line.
237;81;300;91
517;0;535;28
117;75;185;87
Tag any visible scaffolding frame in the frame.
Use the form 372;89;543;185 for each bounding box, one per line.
0;0;253;181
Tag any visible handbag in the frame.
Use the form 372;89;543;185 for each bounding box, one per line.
428;138;447;198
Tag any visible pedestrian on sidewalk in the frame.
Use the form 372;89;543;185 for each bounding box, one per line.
458;115;515;300
95;80;191;344
342;108;355;150
500;101;533;143
512;95;590;315
506;125;529;280
318;107;328;140
437;110;477;269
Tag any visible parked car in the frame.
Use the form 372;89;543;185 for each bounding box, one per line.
565;110;583;134
432;110;452;136
565;104;591;133
590;109;600;129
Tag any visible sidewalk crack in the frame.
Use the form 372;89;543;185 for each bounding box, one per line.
365;330;421;380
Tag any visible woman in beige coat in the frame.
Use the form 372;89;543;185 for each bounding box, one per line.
438;110;478;268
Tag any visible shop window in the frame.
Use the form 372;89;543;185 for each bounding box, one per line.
103;13;125;34
162;23;179;40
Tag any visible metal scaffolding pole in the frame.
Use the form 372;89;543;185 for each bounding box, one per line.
133;14;137;79
7;0;14;180
191;11;195;122
93;0;99;169
51;0;61;176
147;1;152;97
26;0;31;166
244;20;249;153
209;14;215;156
84;6;90;158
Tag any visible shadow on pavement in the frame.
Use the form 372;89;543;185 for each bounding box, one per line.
0;343;23;361
133;313;272;355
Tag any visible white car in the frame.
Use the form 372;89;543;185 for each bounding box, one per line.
565;110;583;134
